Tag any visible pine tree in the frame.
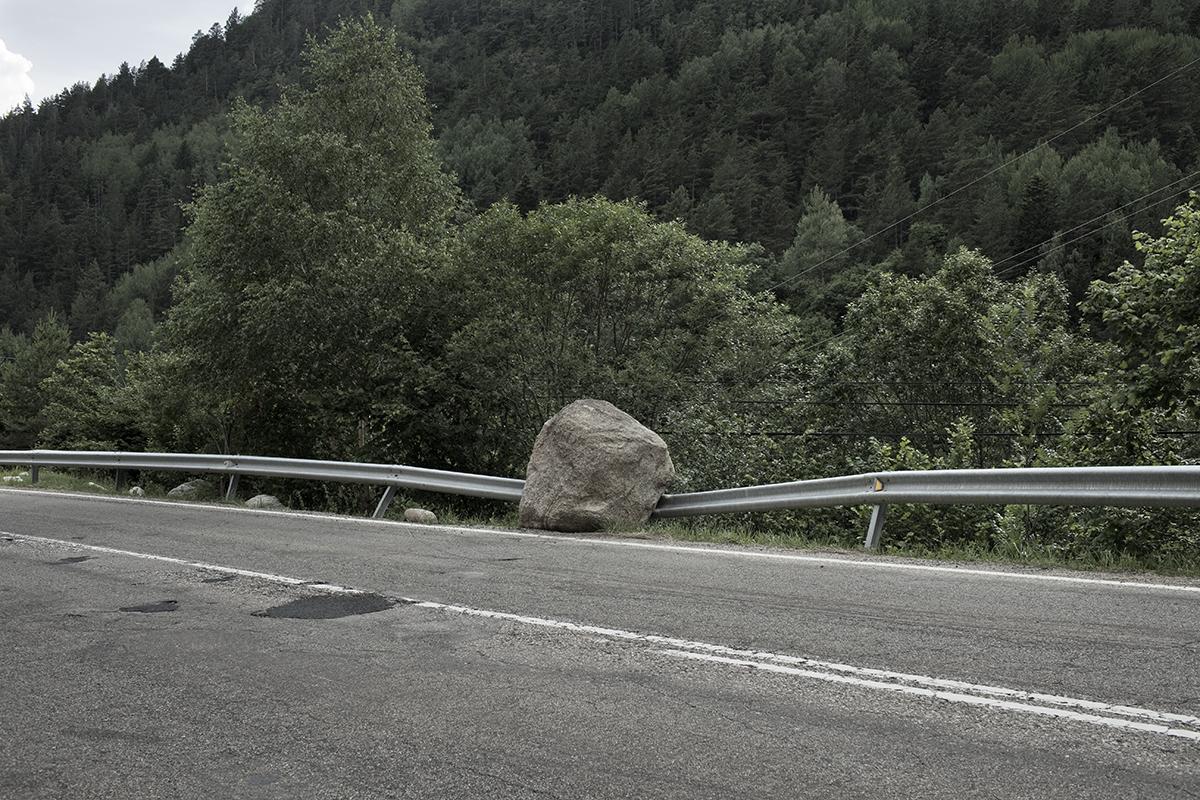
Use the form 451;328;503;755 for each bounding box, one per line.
780;186;863;283
0;313;71;447
861;156;916;254
68;261;108;339
1014;174;1058;268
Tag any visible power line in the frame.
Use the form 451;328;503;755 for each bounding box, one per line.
675;378;1099;388
607;397;1087;408
689;52;1200;396
988;170;1200;274
660;429;1200;439
994;180;1200;280
766;51;1200;295
744;174;1200;381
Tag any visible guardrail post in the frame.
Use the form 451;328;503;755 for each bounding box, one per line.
115;469;127;491
30;465;39;484
224;474;240;502
864;505;888;550
373;486;398;519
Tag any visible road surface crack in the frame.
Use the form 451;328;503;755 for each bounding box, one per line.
456;765;568;800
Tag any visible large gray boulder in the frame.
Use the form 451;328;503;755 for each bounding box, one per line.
519;399;675;532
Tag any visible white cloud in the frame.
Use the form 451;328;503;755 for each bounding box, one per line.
0;37;35;113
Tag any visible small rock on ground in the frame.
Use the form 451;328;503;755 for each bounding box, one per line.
168;478;213;499
404;508;438;525
129;487;146;497
246;494;284;510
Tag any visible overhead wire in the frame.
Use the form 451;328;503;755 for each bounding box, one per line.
992;181;1200;280
987;169;1200;275
731;171;1200;390
765;51;1200;295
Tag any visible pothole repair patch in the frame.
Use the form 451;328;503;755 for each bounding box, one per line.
254;593;397;620
55;556;93;565
120;600;179;613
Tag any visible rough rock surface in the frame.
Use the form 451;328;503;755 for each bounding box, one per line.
246;494;284;510
129;487;146;497
404;508;438;525
519;399;675;532
168;478;213;499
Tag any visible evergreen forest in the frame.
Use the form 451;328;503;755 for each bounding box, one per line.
3;2;1200;569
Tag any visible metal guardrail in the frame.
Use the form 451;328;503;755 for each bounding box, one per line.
1;451;1197;549
655;466;1200;548
0;450;524;519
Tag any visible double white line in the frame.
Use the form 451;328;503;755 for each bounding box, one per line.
413;599;1200;742
6;531;1200;742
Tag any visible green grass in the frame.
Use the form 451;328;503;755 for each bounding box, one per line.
0;467;230;502
1;467;120;494
633;517;1200;578
386;505;1200;578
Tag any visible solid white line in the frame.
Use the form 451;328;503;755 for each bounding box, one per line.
2;532;361;595
4;487;1199;595
409;600;1200;729
5;530;1198;741
658;650;1200;742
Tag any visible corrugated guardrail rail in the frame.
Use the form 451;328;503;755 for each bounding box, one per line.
2;451;1198;549
0;450;524;521
653;466;1200;548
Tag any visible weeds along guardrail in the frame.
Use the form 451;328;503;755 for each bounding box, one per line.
2;451;1198;549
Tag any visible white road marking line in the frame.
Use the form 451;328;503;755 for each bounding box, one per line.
658;650;1200;742
4;487;1200;595
5;530;1198;741
408;599;1200;729
2;532;360;595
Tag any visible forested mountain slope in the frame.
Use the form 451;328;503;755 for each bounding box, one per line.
3;0;1200;334
4;15;1200;569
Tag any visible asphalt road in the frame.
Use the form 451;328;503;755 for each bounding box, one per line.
2;488;1199;799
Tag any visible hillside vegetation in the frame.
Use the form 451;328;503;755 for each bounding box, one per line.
2;6;1199;568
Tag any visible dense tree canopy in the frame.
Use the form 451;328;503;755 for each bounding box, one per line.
1085;195;1200;416
160;17;460;460
4;0;1200;333
434;197;796;474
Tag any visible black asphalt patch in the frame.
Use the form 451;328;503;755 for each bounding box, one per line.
55;556;93;565
120;600;179;613
254;593;396;620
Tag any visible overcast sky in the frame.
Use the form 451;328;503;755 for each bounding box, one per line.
0;1;239;112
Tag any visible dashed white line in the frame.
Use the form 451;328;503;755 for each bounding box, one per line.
5;530;1199;742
